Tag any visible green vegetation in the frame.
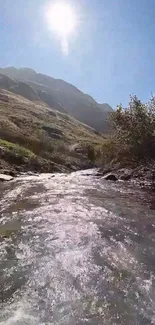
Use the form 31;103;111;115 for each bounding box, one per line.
0;139;36;158
101;95;155;165
87;145;96;163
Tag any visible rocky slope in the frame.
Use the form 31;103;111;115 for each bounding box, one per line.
0;89;104;175
0;67;113;132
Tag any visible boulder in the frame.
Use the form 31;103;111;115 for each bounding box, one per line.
118;168;133;181
96;172;103;177
42;126;64;139
0;174;13;181
0;169;17;177
120;174;132;181
103;173;118;181
98;168;112;177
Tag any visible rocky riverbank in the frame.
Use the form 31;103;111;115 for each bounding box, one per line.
97;162;155;187
0;155;94;181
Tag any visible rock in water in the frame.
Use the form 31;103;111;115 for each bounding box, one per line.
103;173;118;181
0;174;13;181
120;174;132;181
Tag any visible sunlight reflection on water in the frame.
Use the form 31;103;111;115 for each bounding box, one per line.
0;170;155;324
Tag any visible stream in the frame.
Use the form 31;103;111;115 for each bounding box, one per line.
0;169;155;324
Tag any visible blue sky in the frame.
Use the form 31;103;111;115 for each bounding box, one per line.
0;0;155;108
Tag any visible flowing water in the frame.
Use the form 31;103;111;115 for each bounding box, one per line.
0;169;155;324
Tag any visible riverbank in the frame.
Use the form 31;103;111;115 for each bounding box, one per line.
1;155;155;188
0;154;94;180
98;161;155;188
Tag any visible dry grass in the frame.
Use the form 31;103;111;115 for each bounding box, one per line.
0;89;104;171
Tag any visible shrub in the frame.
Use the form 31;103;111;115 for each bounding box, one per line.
108;95;155;162
0;139;36;159
87;145;96;162
101;138;118;164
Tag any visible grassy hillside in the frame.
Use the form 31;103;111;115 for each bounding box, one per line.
0;89;104;174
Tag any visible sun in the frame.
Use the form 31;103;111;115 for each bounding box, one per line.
45;2;76;37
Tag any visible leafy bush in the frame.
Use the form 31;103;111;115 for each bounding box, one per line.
104;95;155;163
101;138;119;164
87;145;96;162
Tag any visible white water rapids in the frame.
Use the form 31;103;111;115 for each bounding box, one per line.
0;169;155;324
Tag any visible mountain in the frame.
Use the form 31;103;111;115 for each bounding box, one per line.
0;67;113;132
0;73;66;113
0;88;104;174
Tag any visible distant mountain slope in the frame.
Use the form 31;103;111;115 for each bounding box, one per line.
0;73;66;112
0;67;113;132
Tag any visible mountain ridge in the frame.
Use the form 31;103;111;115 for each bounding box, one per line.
0;67;112;132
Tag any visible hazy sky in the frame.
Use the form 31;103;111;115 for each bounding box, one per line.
0;0;155;107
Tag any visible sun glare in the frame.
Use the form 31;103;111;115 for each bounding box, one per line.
46;2;76;37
